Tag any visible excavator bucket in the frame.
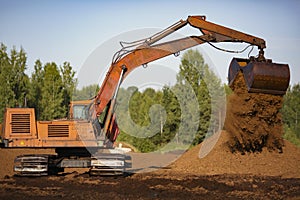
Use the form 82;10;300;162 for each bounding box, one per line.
228;58;290;95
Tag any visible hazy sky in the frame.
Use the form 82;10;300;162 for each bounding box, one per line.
1;0;299;89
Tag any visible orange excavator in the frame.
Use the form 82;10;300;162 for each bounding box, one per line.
0;16;290;176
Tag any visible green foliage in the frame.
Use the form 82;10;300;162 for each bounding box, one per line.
39;62;65;120
61;62;77;111
116;87;169;152
73;84;99;100
282;125;300;147
176;49;224;145
0;43;76;122
116;49;224;152
27;60;43;119
27;61;77;120
0;43;29;122
282;84;300;145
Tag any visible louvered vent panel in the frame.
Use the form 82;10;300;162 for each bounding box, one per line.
48;125;69;137
11;114;31;134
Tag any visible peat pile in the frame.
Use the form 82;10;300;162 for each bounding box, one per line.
224;72;284;153
164;131;300;178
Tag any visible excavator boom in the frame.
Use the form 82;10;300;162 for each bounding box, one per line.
187;16;266;49
93;15;290;143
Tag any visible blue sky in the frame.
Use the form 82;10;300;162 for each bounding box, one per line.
1;0;299;88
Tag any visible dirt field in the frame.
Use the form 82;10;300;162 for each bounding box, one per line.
0;172;299;200
0;131;299;200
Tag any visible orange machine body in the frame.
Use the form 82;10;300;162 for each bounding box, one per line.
1;103;98;148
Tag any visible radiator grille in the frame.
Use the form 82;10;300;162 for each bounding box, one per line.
11;114;31;134
48;125;69;137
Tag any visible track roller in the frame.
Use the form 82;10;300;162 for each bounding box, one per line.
14;154;52;176
90;153;131;176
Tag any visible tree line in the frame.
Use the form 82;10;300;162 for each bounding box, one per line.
282;84;300;146
115;49;225;152
0;43;76;121
0;43;299;151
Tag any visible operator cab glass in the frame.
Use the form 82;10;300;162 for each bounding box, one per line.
72;105;88;120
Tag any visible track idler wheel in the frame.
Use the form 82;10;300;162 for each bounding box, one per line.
228;58;290;95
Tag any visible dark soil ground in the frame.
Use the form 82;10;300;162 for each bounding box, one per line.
0;172;299;200
1;131;299;200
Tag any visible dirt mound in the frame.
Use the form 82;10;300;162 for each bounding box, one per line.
163;131;300;178
224;72;284;153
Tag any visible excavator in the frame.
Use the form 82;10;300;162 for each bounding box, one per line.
0;15;290;176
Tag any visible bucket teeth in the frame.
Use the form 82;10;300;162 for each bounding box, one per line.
228;58;290;95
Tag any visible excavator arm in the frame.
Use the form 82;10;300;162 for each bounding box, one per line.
93;15;290;144
188;16;266;49
95;35;210;116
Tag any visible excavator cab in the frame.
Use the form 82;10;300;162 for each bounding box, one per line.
228;57;290;95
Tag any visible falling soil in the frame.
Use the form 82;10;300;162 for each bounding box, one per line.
224;72;284;153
